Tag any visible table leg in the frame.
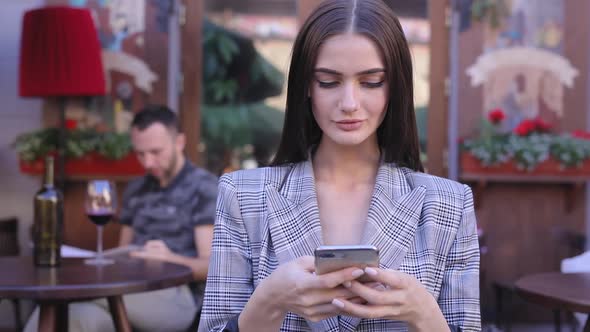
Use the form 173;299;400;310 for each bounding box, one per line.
56;302;68;332
107;295;131;332
38;303;56;332
38;302;68;332
12;299;23;332
553;309;561;332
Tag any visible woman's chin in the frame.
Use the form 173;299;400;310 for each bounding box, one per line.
325;134;373;147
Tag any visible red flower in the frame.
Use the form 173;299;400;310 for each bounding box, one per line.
572;130;590;140
534;118;552;133
65;119;78;130
513;119;536;136
488;109;506;124
513;118;554;136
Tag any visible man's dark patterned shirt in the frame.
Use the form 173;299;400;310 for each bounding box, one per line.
119;160;218;258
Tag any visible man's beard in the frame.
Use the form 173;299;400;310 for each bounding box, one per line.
161;152;178;184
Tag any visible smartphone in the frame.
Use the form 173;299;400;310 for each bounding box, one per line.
314;245;379;282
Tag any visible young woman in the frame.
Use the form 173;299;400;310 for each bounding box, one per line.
198;0;480;331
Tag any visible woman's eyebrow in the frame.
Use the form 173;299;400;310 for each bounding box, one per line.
314;68;341;75
314;68;386;75
356;68;386;75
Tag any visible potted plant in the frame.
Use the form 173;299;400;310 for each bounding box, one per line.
12;125;143;177
460;109;590;176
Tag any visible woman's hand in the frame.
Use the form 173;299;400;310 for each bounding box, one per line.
257;255;367;322
331;267;449;331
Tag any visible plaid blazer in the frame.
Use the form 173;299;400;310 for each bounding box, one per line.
198;161;481;332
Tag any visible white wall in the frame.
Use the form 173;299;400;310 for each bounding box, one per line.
0;0;44;328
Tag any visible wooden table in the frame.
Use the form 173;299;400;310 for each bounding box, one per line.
0;256;193;332
515;272;590;332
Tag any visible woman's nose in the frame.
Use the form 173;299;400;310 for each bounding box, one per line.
340;82;358;112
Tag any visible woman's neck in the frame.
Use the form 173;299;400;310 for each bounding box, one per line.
312;139;380;188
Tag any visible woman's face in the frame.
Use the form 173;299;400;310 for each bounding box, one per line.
310;33;388;149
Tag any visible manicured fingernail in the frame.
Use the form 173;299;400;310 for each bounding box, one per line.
352;269;364;278
374;285;386;291
332;299;344;308
343;281;351;288
365;267;378;275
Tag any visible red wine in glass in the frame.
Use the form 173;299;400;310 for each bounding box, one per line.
87;211;113;226
84;180;116;265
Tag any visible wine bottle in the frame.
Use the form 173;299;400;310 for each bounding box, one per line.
33;156;64;267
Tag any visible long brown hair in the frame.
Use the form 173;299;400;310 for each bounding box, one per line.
271;0;423;172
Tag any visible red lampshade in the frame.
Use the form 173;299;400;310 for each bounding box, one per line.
19;6;106;97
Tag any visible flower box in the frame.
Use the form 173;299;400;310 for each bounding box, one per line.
19;152;144;177
460;152;590;176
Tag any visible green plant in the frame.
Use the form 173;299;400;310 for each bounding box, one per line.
12;128;133;161
470;0;510;29
202;20;284;105
200;20;285;174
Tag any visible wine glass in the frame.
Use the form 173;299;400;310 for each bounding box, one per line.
84;180;116;265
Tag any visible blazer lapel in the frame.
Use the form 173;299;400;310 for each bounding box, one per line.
341;165;426;331
363;164;426;268
265;161;342;331
265;160;323;263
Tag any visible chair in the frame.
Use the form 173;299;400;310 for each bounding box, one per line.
0;217;22;331
0;217;19;255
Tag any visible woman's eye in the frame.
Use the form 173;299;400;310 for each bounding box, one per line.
317;80;339;88
361;81;385;88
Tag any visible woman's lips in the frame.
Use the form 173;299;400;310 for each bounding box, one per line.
335;120;363;131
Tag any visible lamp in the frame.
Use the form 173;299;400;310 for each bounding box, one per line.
19;6;106;188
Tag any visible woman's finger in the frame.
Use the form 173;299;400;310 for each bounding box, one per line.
346;296;368;305
331;298;392;319
362;268;408;290
296;286;358;307
296;255;316;271
298;303;341;321
343;280;394;305
313;267;365;289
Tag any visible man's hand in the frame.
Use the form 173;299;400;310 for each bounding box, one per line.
131;240;174;262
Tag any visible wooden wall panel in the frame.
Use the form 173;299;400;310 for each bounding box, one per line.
297;0;322;25
180;0;203;165
457;23;484;138
563;0;589;131
207;0;295;16
143;3;169;106
427;0;449;176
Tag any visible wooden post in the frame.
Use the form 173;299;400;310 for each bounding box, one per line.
298;0;323;25
180;0;203;165
427;0;450;176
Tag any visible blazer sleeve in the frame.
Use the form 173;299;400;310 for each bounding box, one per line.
198;174;252;332
438;184;481;331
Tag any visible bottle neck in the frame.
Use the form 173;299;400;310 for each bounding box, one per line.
44;157;55;188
